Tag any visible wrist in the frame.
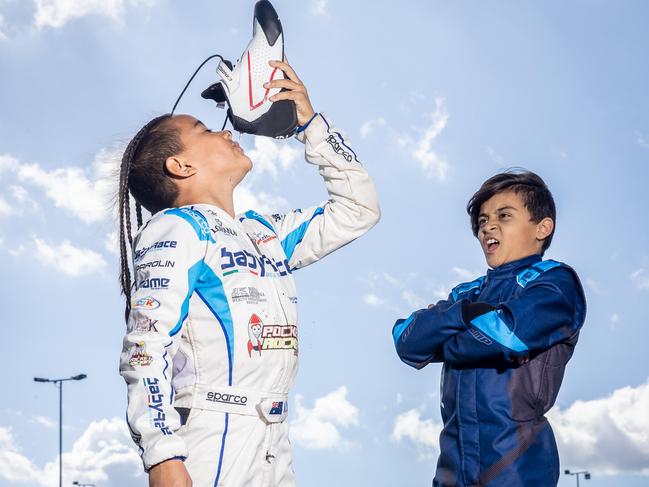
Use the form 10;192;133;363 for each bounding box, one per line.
296;112;318;133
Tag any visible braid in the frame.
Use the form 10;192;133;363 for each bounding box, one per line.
118;114;171;322
135;202;144;229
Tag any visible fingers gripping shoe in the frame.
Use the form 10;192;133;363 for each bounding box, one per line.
202;0;298;139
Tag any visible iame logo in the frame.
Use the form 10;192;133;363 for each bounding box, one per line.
139;278;170;290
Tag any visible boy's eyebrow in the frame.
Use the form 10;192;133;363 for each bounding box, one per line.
193;119;205;128
479;206;519;218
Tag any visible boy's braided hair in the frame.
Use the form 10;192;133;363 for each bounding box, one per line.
118;114;183;320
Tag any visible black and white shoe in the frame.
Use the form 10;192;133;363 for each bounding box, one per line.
202;0;297;139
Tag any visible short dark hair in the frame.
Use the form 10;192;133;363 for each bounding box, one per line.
466;170;556;253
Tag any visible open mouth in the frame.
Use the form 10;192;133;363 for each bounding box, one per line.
486;238;500;254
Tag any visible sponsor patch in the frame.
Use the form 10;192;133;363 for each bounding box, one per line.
134;240;177;262
326;134;354;162
247;314;298;357
469;327;493;345
132;318;159;333
129;341;153;366
206;391;248;405
221;247;291;277
232;287;267;305
136;260;175;271
144;378;172;435
132;297;160;310
138;277;170;290
211;218;238;237
254;230;277;245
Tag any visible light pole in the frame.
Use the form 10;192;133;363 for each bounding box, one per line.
564;469;591;487
34;374;87;487
73;482;96;487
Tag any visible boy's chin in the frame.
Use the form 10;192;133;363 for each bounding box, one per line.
484;253;507;269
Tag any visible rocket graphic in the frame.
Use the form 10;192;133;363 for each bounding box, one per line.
247;313;263;357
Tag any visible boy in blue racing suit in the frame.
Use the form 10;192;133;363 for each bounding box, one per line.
392;171;586;487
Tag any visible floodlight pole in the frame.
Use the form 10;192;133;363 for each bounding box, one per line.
34;374;87;487
564;469;591;487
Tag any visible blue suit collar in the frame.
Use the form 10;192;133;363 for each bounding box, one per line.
486;254;542;279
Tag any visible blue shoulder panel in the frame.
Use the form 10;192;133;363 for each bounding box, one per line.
168;259;203;337
164;208;215;243
516;259;561;288
281;207;325;261
241;210;276;235
451;276;486;302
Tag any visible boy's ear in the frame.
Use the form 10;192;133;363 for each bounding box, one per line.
165;156;197;179
536;217;554;242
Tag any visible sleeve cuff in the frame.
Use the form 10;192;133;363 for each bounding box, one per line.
295;112;318;134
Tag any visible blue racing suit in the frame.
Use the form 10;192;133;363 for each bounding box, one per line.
392;254;586;487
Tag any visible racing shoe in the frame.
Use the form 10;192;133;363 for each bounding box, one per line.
202;0;297;139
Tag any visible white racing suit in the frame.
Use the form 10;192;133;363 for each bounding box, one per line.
120;114;380;486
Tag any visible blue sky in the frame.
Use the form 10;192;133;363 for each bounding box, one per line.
1;0;648;486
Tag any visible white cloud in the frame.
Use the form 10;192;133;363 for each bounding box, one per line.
247;136;300;178
392;381;649;475
584;278;607;295
15;146;120;223
290;386;359;450
234;184;289;215
410;98;450;181
34;238;107;277
630;269;649;290
360;117;386;139
364;293;383;307
392;409;443;459
34;0;156;29
0;418;143;486
452;266;479;282
105;230;119;255
0;154;19;175
32;416;56;429
0;426;41;484
549;377;649;475
0;196;13;216
311;0;328;16
10;185;32;203
401;289;427;309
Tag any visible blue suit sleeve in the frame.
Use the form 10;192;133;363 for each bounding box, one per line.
442;267;586;366
392;267;586;369
392;295;466;369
